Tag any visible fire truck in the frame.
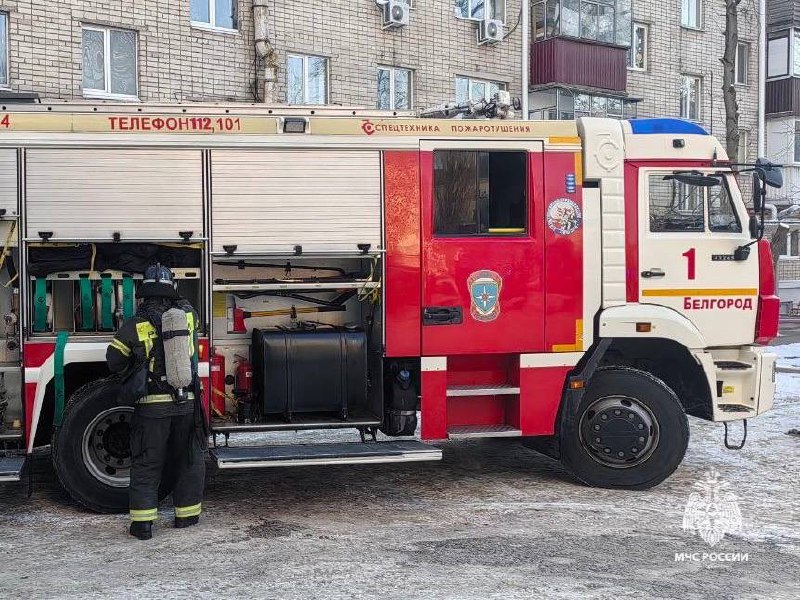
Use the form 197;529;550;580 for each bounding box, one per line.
0;103;782;513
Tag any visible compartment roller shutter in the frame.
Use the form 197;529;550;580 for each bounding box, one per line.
25;149;203;241
0;149;18;217
210;150;382;254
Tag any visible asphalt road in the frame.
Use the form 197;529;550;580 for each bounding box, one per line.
1;381;799;599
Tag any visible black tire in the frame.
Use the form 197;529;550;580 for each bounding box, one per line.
51;378;173;514
560;367;689;490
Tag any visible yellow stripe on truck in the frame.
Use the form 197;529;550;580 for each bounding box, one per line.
642;288;758;297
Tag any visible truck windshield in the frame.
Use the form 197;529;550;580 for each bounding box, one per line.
648;173;741;234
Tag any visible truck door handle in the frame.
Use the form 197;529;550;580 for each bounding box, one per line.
641;269;665;278
423;306;463;325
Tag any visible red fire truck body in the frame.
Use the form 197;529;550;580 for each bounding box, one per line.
0;104;780;512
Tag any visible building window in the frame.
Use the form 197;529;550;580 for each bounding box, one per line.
782;230;800;258
735;42;749;85
794;30;800;75
455;0;506;22
679;75;701;121
768;35;789;78
377;67;412;110
287;54;328;105
794;122;800;163
434;150;527;236
737;129;749;164
191;0;237;30
528;88;637;120
0;13;7;87
82;26;138;100
533;0;631;47
681;0;701;29
455;76;506;103
628;22;648;70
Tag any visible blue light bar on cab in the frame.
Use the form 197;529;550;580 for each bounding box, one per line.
628;118;709;136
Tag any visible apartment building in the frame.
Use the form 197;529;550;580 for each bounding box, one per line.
0;1;522;110
527;0;759;165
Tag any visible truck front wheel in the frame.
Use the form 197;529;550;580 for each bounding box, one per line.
559;367;689;490
51;379;172;513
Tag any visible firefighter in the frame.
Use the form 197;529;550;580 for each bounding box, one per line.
106;263;206;540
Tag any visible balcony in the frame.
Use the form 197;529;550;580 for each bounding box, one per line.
531;37;628;91
531;0;631;92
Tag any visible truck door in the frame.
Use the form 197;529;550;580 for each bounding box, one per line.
420;140;545;356
637;167;759;346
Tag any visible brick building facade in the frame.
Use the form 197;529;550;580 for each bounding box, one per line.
0;1;523;110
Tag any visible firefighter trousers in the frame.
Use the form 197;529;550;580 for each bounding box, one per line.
129;403;205;522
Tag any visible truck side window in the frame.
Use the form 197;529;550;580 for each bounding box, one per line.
433;150;527;236
648;174;704;232
708;182;742;233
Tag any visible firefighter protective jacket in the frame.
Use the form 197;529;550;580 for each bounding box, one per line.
106;298;200;403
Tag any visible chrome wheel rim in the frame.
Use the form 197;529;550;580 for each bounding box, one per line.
82;406;134;487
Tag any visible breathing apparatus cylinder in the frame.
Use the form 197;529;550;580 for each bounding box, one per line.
161;307;193;397
209;351;226;417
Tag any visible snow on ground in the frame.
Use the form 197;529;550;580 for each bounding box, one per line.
0;354;799;599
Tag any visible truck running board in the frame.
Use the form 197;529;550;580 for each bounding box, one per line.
0;456;26;483
211;441;442;470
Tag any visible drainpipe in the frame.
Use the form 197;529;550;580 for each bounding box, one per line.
253;0;277;103
521;0;530;119
758;0;766;156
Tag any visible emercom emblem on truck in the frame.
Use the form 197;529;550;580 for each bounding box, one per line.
468;270;502;322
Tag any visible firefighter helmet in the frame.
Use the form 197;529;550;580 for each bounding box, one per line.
139;263;178;298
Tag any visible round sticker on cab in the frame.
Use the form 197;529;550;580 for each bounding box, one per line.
546;198;582;236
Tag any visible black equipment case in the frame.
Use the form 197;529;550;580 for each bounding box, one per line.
252;326;368;420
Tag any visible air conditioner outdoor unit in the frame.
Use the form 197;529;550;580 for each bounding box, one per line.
381;0;410;29
478;18;503;45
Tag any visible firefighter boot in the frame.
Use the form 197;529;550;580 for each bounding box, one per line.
174;515;199;529
129;521;153;540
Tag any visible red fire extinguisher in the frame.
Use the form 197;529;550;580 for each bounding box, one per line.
235;355;253;395
234;354;254;423
209;350;226;417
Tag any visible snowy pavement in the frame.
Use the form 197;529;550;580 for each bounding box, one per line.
1;360;799;599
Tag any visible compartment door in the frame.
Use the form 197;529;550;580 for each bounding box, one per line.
25;149;203;242
210;149;381;255
420;140;546;356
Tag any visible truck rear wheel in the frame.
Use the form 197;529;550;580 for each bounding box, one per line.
560;367;689;490
51;379;172;513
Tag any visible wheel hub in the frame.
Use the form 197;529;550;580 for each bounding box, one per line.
579;396;659;469
82;406;134;487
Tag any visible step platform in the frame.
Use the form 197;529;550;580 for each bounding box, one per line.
212;440;442;470
0;456;26;483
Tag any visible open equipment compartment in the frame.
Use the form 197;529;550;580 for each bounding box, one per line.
26;242;204;337
209;254;385;431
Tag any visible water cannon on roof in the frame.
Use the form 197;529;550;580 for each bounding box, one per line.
420;90;519;120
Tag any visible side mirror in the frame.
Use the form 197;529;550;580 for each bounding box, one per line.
752;172;763;211
748;214;760;239
755;157;783;189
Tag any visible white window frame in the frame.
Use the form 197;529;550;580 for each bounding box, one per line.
735;41;750;85
0;12;8;88
455;76;507;103
455;0;506;24
377;66;413;111
628;22;648;71
737;129;749;164
681;0;702;30
781;230;800;259
287;53;329;105
190;0;238;32
81;25;139;101
679;74;702;121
